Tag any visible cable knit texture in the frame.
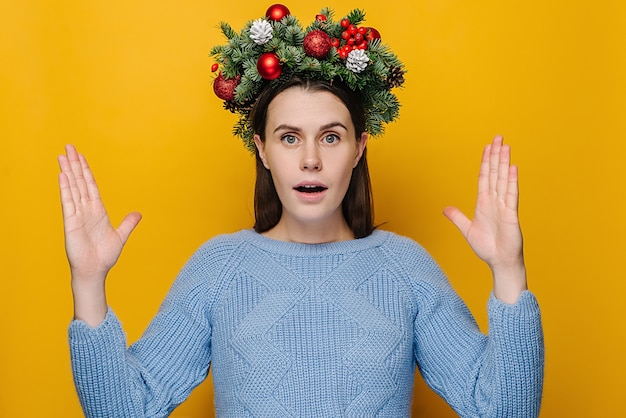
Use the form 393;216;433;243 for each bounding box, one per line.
69;229;544;417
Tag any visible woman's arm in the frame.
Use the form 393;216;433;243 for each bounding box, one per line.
413;136;543;415
58;144;141;326
60;145;214;417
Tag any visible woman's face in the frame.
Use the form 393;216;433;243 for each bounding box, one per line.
254;87;367;237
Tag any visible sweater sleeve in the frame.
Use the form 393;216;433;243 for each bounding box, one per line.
392;237;544;417
68;238;234;417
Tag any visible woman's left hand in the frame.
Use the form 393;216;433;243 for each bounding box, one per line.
443;136;527;303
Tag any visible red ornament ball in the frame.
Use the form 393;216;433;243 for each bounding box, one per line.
366;27;381;42
303;30;332;59
213;73;240;101
266;4;290;21
257;52;282;80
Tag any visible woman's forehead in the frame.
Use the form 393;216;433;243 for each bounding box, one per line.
266;88;351;127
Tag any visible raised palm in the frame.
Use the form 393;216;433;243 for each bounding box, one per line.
443;136;524;271
58;145;141;283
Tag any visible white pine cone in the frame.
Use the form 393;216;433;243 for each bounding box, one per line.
250;18;273;45
346;49;370;73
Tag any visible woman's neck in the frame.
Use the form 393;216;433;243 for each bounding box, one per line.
262;217;355;244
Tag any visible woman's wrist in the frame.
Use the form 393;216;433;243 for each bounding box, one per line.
491;262;528;304
71;277;108;327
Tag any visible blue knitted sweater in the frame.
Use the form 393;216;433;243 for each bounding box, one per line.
69;229;544;417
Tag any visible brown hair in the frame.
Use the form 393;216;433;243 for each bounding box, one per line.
250;78;374;239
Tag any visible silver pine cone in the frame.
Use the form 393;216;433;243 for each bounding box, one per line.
346;49;370;73
249;19;273;45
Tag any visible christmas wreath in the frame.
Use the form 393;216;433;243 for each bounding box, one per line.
210;4;406;152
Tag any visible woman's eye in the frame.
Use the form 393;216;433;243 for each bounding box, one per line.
282;135;297;145
323;134;339;144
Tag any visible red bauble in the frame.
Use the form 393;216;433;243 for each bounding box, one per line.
257;52;282;80
266;4;290;21
366;27;381;41
303;30;332;59
213;73;240;101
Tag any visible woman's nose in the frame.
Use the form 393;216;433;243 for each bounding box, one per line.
301;143;321;171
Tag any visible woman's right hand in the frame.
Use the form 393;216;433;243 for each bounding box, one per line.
58;144;141;325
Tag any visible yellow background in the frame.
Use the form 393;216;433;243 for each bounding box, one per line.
1;0;624;416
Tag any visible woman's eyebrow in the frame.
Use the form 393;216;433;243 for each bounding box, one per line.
273;124;301;134
273;122;348;135
319;122;348;132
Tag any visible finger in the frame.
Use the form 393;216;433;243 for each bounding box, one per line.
78;152;101;202
506;164;519;211
58;171;76;218
59;153;83;208
489;136;503;194
496;143;511;199
477;143;491;196
443;206;472;238
117;212;142;244
58;152;70;174
65;144;90;203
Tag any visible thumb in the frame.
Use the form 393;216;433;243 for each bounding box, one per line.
117;212;142;244
443;206;471;238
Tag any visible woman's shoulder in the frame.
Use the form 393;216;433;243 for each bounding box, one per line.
375;229;444;276
171;230;255;292
375;229;429;256
198;229;253;249
180;229;252;270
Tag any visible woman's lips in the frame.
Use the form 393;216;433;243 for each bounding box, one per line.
294;185;327;193
293;182;328;201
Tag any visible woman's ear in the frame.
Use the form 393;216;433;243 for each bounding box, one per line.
354;132;368;167
254;134;270;169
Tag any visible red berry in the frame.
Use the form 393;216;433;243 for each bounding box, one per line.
354;33;363;43
356;42;368;50
342;45;351;53
316;14;327;21
341;30;350;40
348;24;357;36
347;37;355;45
330;37;340;47
358;27;367;35
340;18;350;28
211;63;219;72
339;49;348;59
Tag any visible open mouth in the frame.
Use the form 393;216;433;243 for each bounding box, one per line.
294;185;327;193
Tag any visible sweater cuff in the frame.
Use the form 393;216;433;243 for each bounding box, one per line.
488;290;540;320
68;308;126;346
487;290;543;348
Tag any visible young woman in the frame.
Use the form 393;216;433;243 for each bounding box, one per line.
59;6;543;418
